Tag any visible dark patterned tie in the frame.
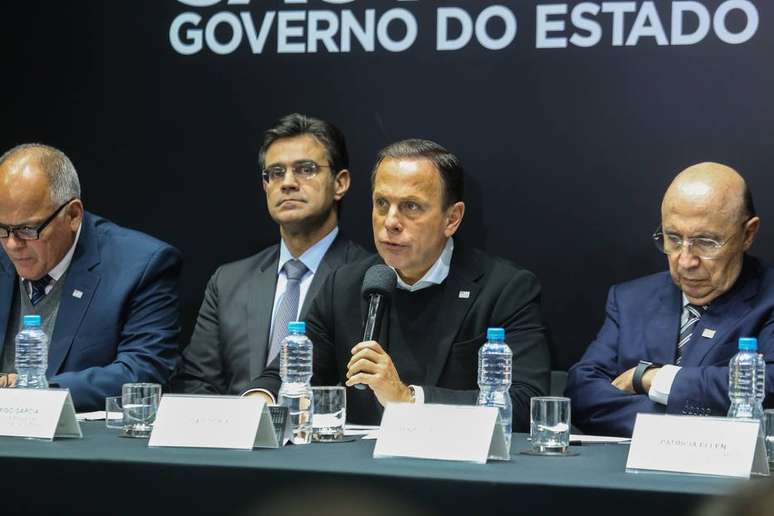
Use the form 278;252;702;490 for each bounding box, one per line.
676;303;704;365
267;259;308;365
29;275;53;305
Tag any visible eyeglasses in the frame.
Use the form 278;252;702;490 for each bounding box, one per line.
0;198;77;241
652;219;750;260
261;161;330;183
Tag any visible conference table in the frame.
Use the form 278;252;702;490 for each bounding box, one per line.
0;422;746;515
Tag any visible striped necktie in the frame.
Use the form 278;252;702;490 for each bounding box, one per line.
676;303;704;365
29;275;53;305
266;259;308;366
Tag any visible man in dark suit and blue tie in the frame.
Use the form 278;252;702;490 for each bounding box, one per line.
173;114;369;395
0;143;182;411
567;162;774;436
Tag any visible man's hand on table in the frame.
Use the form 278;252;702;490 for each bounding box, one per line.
0;373;17;388
244;390;275;405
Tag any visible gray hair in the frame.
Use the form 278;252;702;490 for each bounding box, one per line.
0;143;81;205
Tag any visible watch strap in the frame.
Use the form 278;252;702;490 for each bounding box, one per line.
633;360;660;394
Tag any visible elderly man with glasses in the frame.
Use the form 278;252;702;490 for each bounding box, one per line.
173;113;368;395
566;162;773;437
0;143;182;410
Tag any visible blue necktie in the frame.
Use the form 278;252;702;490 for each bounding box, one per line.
267;260;308;365
29;275;53;305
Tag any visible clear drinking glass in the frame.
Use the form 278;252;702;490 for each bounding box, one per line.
105;396;124;429
121;383;161;438
311;386;346;442
764;409;774;462
530;396;571;454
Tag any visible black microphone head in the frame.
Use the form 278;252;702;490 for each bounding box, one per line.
361;264;397;301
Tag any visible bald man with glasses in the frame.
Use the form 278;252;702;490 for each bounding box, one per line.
566;162;774;437
0;143;182;409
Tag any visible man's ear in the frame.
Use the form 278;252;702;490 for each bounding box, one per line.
743;216;760;250
443;201;465;238
333;169;351;201
67;199;85;231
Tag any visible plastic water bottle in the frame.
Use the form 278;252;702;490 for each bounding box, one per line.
477;327;513;459
727;337;763;423
15;315;49;389
278;321;314;445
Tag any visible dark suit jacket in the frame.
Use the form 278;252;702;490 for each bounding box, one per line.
173;235;369;395
252;246;551;430
0;212;182;411
566;256;774;437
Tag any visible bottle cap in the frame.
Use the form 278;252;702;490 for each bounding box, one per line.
487;327;505;341
288;321;306;334
739;337;758;351
22;314;42;327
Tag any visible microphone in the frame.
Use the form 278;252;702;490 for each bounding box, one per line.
354;264;397;390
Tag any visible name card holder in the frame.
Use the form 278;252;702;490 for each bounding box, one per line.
0;388;82;440
626;413;769;478
373;403;508;464
149;394;280;450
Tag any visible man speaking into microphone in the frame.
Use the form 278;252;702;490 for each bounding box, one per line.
249;139;550;429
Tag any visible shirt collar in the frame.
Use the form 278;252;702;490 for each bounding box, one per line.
395;237;454;292
277;226;339;275
682;293;709;311
22;222;82;283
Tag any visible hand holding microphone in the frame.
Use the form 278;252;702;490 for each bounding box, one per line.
346;265;400;397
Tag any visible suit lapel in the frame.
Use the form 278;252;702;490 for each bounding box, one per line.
685;260;759;366
646;278;683;365
49;213;101;376
299;236;348;318
0;260;17;349
425;249;483;386
248;247;279;379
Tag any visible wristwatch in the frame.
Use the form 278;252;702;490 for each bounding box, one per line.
633;360;661;394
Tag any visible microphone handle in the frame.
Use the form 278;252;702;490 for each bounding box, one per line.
355;294;383;390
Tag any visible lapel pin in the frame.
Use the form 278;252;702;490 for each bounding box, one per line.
702;329;716;339
458;291;470;299
72;289;83;299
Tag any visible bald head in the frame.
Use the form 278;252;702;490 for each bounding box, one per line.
0;144;81;206
662;162;753;225
660;162;760;306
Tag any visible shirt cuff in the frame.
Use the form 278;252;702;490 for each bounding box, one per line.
242;388;276;404
411;385;425;404
648;364;681;405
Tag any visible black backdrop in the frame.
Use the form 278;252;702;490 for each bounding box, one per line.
2;0;772;370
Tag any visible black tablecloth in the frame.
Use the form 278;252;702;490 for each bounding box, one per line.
0;422;744;515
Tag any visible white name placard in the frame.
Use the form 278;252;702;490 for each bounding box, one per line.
626;414;769;478
148;394;279;450
0;388;82;440
373;403;508;464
